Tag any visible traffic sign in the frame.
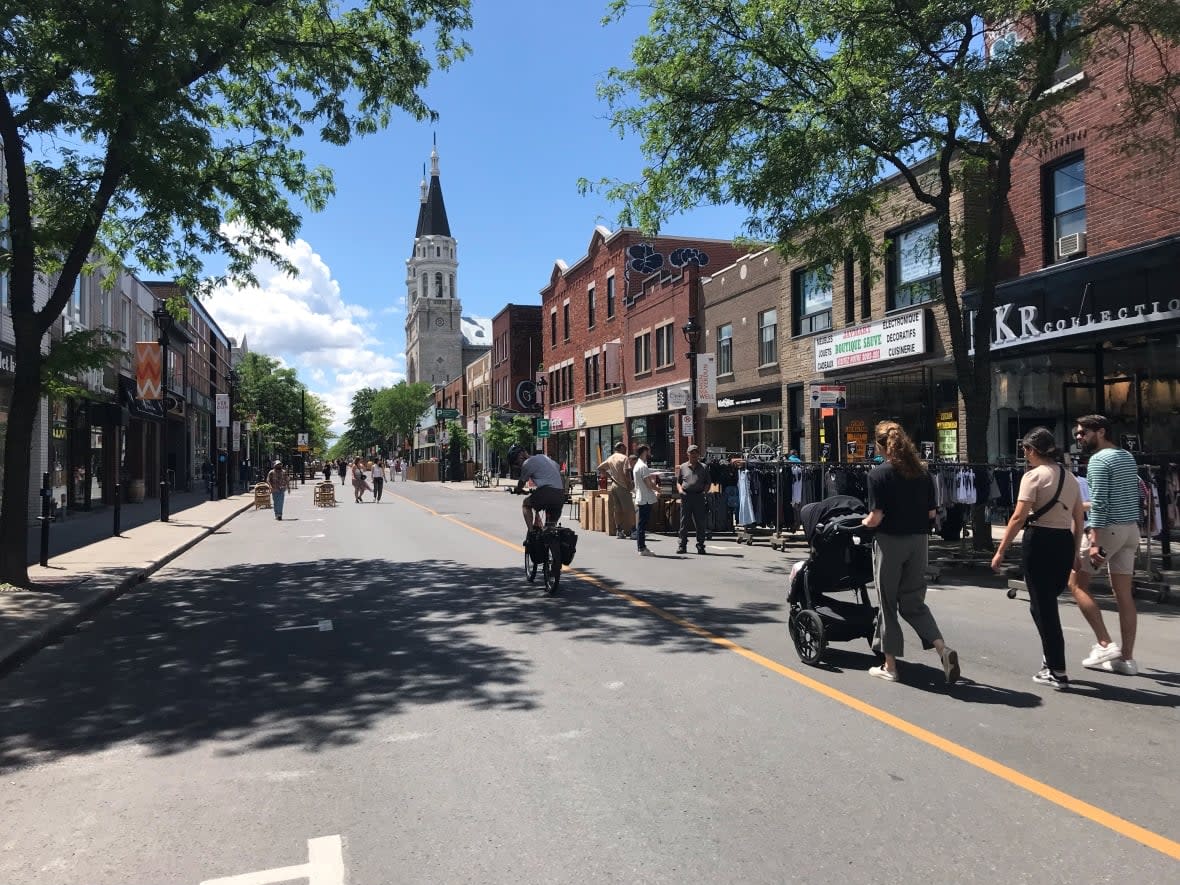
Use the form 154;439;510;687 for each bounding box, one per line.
297;432;309;446
536;417;551;438
437;408;459;419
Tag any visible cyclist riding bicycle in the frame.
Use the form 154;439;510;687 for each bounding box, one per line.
508;444;565;540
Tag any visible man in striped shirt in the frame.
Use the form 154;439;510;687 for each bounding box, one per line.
1072;414;1141;676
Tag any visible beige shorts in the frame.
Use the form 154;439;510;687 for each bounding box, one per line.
1081;522;1140;577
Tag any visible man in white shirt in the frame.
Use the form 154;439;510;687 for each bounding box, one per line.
632;444;660;556
369;459;385;502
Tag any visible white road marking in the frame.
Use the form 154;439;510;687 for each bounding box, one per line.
382;731;432;743
297;533;326;540
275;620;333;633
199;834;344;885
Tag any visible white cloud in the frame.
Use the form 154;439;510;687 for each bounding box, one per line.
207;234;402;435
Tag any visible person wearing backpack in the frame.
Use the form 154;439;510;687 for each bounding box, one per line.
991;427;1085;690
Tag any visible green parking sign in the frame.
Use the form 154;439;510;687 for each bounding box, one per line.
536;417;551;438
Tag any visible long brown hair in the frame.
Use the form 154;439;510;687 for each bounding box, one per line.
875;420;923;479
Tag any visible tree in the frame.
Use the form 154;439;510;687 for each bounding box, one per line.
338;387;383;456
444;420;470;457
484;415;536;470
234;352;329;459
594;0;1179;548
371;381;434;449
0;1;471;584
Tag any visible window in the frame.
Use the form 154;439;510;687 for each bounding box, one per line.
449;274;454;298
889;220;941;309
655;323;675;368
435;272;443;298
1047;12;1082;83
563;302;570;340
435;245;441;257
717;323;733;376
758;309;777;366
606;275;616;318
588;286;596;328
634;332;651;375
1047;155;1086;262
550;310;557;347
794;266;832;335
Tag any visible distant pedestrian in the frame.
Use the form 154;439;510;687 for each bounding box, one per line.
370;458;385;502
596;442;634;540
1071;414;1143;675
267;460;288;520
323;462;331;483
676;444;709;555
394;456;405;481
991;427;1084;690
862;420;960;685
632;445;659;556
351;457;370;503
787;449;802;463
337;459;347;486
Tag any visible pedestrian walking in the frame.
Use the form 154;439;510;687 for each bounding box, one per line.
337;459;347;486
632;444;659;556
676;444;709;555
370;458;385;502
861;420;960;685
991;427;1084;690
1071;414;1143;675
267;459;288;520
394;456;405;481
596;442;635;539
351;457;370;502
322;462;332;483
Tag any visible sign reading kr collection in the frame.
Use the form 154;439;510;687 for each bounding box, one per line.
814;308;926;372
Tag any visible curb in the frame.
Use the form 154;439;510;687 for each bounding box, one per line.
0;501;253;679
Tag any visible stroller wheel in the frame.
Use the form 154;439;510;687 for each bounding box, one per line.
790;609;826;665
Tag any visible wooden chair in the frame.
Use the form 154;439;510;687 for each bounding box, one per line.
314;482;337;507
253;483;272;510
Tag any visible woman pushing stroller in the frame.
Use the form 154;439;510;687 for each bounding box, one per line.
861;421;961;685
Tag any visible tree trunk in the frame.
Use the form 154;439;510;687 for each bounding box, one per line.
0;319;46;586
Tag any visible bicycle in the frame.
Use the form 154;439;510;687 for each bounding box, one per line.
473;470;492;488
523;519;566;595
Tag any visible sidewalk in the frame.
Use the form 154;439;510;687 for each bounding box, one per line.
1;493;253;677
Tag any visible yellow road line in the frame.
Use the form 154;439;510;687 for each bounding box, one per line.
390;491;1180;862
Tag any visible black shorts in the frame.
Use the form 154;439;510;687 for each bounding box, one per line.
523;486;565;520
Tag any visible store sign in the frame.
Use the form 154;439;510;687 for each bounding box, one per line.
936;409;957;457
215;393;230;427
814;308;926;371
969;297;1180;353
716;386;783;410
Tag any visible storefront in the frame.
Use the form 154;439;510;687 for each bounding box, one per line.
578;399;626;473
707;385;783;455
0;343;12;508
624;384;690;468
807;306;957;461
969;236;1180;460
546;405;577;473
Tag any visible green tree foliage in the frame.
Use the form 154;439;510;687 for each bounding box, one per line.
234;352;330;458
484;415;536;462
0;0;471;583
337;387;383;456
444;420;470;457
594;0;1179;547
371;381;434;447
40;328;125;401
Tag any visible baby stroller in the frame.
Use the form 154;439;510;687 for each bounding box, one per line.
786;495;878;665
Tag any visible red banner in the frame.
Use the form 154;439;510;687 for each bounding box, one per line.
135;341;162;399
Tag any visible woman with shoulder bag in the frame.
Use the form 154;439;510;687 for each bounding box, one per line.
991;427;1085;690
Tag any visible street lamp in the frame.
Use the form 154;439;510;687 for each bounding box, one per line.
152;306;172;522
682;317;703;451
414;422;421;466
534;366;547;456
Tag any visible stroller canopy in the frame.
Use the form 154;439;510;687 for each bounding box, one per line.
799;495;867;543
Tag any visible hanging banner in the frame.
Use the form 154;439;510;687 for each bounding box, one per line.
232;420;240;452
695;352;716;404
814;308;926;371
135;341;162;399
215;393;230;427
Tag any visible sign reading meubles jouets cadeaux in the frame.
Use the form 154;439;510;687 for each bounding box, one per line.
814;308;926;372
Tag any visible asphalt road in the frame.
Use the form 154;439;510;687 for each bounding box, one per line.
1;480;1178;884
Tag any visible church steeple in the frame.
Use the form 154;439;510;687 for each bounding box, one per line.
415;143;451;238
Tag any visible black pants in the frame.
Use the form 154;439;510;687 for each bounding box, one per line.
679;493;708;548
372;476;384;500
1022;526;1074;673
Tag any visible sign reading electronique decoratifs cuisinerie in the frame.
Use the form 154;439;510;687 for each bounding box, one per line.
814;308;926;372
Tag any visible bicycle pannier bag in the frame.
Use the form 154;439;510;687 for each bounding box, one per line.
558;527;578;565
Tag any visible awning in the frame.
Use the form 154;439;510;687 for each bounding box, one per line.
119;375;165;421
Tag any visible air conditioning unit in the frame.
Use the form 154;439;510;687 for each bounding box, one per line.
1057;232;1086;258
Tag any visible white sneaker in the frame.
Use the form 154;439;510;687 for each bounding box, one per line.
869;666;897;682
1082;642;1122;669
1099;658;1139;676
639;548;656;557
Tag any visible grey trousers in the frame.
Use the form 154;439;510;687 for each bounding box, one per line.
679;493;708;547
872;533;942;657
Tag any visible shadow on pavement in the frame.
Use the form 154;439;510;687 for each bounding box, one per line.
0;557;779;772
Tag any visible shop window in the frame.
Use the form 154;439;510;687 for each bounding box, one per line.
1045;154;1086;263
565;364;574;402
717;323;733;376
587;286;596;328
888;219;941;310
793;266;832;335
741;412;782;450
758;309;777;366
606;275;616;318
634;332;651;375
655;323;675;368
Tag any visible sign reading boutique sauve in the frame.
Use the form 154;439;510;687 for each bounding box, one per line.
814;308;926;372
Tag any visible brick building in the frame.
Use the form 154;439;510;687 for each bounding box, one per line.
539;227;743;472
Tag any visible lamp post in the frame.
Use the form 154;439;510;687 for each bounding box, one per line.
682;317;703;454
534;366;547;456
152;306;172;522
414;422;421;466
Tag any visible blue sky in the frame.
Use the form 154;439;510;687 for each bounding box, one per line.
206;1;748;434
